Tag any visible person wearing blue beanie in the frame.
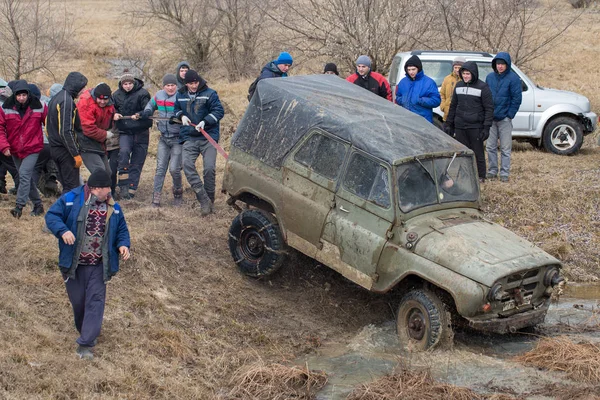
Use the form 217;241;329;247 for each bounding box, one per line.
248;51;294;101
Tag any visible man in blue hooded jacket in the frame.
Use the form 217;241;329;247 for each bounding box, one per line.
45;170;130;360
247;52;293;101
395;55;441;124
485;52;522;182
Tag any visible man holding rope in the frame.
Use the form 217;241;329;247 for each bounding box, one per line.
173;70;224;216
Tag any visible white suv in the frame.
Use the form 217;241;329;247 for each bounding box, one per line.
389;51;597;155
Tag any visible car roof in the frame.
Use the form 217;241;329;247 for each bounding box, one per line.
399;50;494;58
232;75;468;168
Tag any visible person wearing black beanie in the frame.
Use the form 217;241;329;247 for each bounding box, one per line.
45;165;131;361
323;63;339;76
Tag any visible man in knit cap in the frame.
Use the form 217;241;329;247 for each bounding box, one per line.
248;51;293;101
138;73;183;207
174;70;224;215
77;83;116;176
346;55;392;101
395;55;441;124
112;73;152;199
440;57;465;127
45;169;130;360
323;63;339;76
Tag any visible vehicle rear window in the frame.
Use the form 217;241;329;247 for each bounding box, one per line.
422;61;453;87
294;132;347;180
343;153;391;208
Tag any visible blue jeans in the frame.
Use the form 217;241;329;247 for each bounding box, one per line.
486;118;513;178
182;139;217;202
153;136;182;193
117;131;149;194
13;153;42;208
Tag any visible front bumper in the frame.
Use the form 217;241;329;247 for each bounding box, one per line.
465;303;549;334
580;112;598;133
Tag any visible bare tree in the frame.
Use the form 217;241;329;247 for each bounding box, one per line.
263;0;432;74
0;0;72;80
429;0;582;69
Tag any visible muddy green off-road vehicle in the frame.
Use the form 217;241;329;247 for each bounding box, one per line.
223;75;565;350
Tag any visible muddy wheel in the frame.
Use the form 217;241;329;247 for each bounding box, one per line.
542;116;583;155
397;289;452;351
228;209;286;277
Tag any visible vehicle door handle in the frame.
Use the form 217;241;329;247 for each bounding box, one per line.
339;206;350;213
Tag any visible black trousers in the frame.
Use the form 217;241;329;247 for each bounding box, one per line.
0;153;19;188
455;128;485;179
51;146;80;193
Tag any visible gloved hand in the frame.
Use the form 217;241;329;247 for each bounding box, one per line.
74;155;83;168
106;130;114;140
195;120;205;132
444;124;455;137
479;126;490;141
181;116;191;126
168;116;179;125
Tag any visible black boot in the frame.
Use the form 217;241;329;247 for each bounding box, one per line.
195;189;212;216
173;187;183;207
30;203;44;216
10;205;23;219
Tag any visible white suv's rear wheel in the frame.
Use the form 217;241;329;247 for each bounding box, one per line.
542;116;584;155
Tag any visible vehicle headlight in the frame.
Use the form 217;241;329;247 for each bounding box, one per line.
543;267;563;287
488;283;507;302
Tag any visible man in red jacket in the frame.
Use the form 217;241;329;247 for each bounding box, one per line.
77;83;116;175
346;55;392;101
0;80;48;218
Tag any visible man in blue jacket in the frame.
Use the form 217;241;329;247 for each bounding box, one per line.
485;52;522;182
395;55;441;124
174;70;224;216
45;170;131;360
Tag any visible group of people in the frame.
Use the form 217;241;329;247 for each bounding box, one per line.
0;50;521;361
248;51;522;184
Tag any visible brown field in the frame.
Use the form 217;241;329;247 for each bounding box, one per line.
0;0;599;398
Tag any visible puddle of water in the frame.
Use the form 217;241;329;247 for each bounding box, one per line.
301;299;599;400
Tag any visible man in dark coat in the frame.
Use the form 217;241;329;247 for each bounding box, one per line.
445;61;494;182
174;70;224;215
247;52;293;101
45;169;130;360
112;74;152;199
46;72;89;193
485;52;522;182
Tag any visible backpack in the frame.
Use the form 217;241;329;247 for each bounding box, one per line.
247;77;259;101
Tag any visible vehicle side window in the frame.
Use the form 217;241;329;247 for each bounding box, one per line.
421;61;453;87
294;132;347;180
343;153;391;208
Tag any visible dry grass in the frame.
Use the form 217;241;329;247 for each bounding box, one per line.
515;336;600;384
346;368;517;400
224;361;327;399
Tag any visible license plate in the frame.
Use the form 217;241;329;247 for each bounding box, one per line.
502;295;532;311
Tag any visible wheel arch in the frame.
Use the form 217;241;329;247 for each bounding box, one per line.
228;190;287;241
535;108;585;138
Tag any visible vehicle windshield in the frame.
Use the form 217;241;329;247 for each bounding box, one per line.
396;155;479;213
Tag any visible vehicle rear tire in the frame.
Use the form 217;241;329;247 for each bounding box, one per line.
542;116;584;155
397;289;452;351
228;209;286;277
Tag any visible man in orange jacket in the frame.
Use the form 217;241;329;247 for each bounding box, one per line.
77;83;115;175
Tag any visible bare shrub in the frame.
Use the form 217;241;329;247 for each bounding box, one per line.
0;0;73;80
226;361;327;399
515;336;600;384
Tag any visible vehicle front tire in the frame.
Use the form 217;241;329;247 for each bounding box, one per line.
228;209;286;277
397;289;452;351
542;116;584;155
